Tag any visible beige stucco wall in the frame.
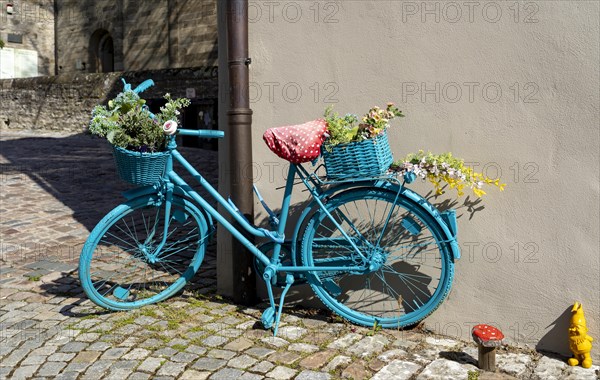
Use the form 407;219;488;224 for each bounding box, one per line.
241;1;599;359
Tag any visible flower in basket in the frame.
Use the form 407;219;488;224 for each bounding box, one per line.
390;150;506;197
323;102;404;151
88;79;190;153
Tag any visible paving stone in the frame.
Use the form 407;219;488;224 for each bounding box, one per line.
185;345;208;356
156;361;186;377
562;364;600;380
119;336;141;347
533;355;567;379
180;369;211;380
424;336;460;349
11;365;40;379
289;342;319;353
236;321;256;330
2;348;30;366
154;347;178;357
228;354;257;369
37;361;68;377
127;373;151;380
266;365;297;380
60;341;89;352
296;348;334;369
112;360;138;371
372;359;421;380
171;351;199;363
378;348;408;362
75;333;101;342
342;360;371;379
192;357;227;371
223;337;253;351
210;367;244;379
302;318;328;329
208;349;237;360
30;345;59;356
260;336;289;348
21;355;47;365
0;367;11;379
105;368;137;380
122;348;150;360
416;358;478;379
86;341;112;351
250;360;275;374
63;361;94;373
54;372;80;380
327;333;362;350
347;335;390;358
496;353;532;377
137;357;165;373
239;372;263;380
48;352;76;362
296;370;332;380
277;325;307;340
324;355;352;372
81;359;113;379
202;335;229;347
100;347;130;360
268;350;303;365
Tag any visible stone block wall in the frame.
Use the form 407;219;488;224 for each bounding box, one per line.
0;67;218;132
0;0;55;77
55;0;217;74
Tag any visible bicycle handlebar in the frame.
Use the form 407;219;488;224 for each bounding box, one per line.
177;129;225;139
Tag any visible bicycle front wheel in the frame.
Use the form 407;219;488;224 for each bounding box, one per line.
301;187;454;328
79;194;209;310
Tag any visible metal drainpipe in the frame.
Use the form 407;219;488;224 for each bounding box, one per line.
227;0;256;305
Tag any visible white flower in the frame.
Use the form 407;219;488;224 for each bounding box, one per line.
163;120;178;135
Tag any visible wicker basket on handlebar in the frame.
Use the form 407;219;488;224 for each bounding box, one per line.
112;146;170;186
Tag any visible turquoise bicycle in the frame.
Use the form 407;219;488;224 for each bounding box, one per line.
79;125;460;334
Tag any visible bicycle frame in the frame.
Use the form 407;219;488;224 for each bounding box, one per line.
161;133;368;277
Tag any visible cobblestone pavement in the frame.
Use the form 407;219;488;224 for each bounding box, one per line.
1;131;599;380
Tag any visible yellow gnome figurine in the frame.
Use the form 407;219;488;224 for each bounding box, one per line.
567;302;593;368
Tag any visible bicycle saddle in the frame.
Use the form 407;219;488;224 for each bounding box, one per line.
263;119;328;164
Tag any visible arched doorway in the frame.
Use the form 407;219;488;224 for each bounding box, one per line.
89;29;114;73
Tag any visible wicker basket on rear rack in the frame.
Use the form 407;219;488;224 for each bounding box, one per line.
321;131;393;179
112;146;170;186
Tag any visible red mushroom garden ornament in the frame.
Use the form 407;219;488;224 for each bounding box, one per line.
472;324;504;371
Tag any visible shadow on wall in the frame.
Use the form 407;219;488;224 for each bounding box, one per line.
536;305;573;358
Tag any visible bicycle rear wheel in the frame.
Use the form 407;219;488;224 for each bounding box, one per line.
79;194;209;310
301;187;454;328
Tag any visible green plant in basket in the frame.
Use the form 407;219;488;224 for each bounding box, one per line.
390;150;506;197
88;80;190;153
323;102;404;151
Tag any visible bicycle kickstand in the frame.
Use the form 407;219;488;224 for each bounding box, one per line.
261;268;295;336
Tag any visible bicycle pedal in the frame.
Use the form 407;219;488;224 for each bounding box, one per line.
172;208;188;223
113;286;130;300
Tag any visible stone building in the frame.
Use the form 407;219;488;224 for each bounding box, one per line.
1;0;219;139
0;0;55;78
0;0;217;77
55;0;218;74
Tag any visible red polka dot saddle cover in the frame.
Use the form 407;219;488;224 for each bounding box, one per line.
263;119;328;164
